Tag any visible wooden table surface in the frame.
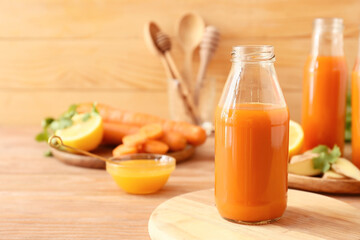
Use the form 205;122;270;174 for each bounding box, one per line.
1;127;359;240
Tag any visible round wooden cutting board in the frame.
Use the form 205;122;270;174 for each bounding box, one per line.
148;189;360;240
51;145;196;169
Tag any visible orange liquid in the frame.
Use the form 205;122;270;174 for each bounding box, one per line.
106;160;175;194
215;103;289;222
352;68;360;168
301;56;347;152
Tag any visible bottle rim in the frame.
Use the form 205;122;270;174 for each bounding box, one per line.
231;45;275;62
313;18;343;31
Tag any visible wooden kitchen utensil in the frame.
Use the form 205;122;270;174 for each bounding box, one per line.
48;136;113;163
144;21;200;124
155;31;183;83
144;21;174;79
148;189;360;240
176;12;205;91
155;30;201;124
194;26;220;105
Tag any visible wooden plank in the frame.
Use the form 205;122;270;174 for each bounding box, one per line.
0;127;358;240
0;127;213;240
0;40;167;90
0;0;357;126
0;0;358;39
0;89;301;126
0;38;357;91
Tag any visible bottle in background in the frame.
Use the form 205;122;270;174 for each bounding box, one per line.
352;33;360;168
215;45;289;224
301;18;347;152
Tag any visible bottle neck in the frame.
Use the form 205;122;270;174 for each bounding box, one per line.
311;18;344;57
231;61;275;76
231;45;276;84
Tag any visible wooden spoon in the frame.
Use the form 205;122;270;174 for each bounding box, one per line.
176;12;205;91
194;26;220;105
144;21;174;79
155;31;201;124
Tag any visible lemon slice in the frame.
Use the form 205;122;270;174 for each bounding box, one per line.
55;113;103;151
289;120;304;159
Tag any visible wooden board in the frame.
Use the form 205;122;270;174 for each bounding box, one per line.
148;189;360;240
0;0;359;39
1;127;360;240
288;173;360;194
51;145;196;169
1;0;360;126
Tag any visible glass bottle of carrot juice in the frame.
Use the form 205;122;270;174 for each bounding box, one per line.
301;18;347;152
215;46;289;224
352;34;360;168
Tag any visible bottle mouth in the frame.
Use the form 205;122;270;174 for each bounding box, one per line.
231;45;275;62
313;18;343;31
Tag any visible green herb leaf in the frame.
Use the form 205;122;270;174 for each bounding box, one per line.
50;118;73;131
82;112;91;122
44;149;53;157
62;104;78;119
35;131;50;142
311;145;341;173
92;102;99;115
311;145;329;153
345;129;352;142
41;117;54;128
330;145;341;158
36;104;79;144
323;161;331;172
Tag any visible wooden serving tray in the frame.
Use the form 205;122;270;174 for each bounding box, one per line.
148;189;360;240
288;173;360;194
51;145;195;169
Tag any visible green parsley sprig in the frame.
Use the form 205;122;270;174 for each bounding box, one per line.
35;104;77;143
311;145;341;173
35;103;99;144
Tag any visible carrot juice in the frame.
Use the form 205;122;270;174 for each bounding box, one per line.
215;103;289;223
352;63;360;168
301;56;347;152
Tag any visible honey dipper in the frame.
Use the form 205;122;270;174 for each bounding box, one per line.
155;31;201;125
144;22;174;79
194;26;220;105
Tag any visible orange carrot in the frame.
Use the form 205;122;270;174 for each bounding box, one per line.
161;131;187;151
77;103;163;126
122;133;147;148
162;121;206;146
139;123;164;140
142;140;169;154
112;144;137;157
77;103;207;146
102;122;139;145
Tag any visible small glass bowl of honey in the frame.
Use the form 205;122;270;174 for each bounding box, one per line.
106;154;176;194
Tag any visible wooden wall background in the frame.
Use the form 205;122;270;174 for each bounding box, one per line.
1;0;360;126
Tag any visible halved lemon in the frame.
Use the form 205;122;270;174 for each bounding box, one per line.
289;120;304;159
55;113;103;151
